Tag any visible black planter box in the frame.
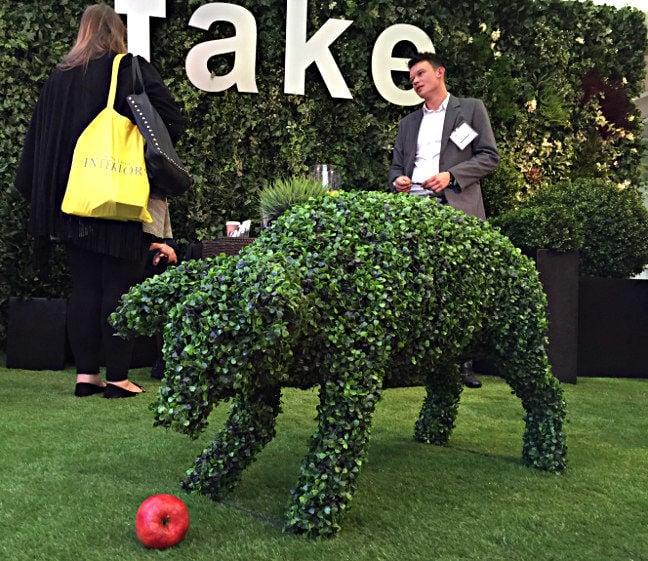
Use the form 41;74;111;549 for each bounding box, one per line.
6;297;68;370
532;249;579;384
6;296;156;371
578;278;648;378
475;249;579;384
129;336;157;368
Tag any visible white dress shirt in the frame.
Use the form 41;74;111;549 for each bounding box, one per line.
410;94;449;194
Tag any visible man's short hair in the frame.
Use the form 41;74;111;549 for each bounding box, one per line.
408;52;445;70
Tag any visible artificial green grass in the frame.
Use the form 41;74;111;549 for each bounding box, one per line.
1;358;647;561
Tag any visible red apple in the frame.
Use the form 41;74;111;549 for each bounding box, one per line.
135;494;190;549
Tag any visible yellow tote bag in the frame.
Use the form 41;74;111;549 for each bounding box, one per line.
61;54;152;223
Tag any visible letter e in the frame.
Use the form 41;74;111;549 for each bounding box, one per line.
371;24;434;106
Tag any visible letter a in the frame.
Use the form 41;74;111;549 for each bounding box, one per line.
186;3;258;93
284;0;353;99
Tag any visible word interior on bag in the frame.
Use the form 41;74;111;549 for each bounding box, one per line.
115;0;434;107
82;156;145;176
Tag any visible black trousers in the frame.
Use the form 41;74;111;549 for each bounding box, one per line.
66;244;145;382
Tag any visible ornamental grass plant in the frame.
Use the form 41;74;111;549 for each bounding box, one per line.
258;177;329;223
1;360;647;561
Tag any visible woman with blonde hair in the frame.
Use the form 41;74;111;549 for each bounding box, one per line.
15;4;185;398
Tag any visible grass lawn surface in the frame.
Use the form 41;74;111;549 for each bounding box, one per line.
1;358;647;561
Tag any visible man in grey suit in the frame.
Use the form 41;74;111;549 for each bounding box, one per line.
388;51;500;387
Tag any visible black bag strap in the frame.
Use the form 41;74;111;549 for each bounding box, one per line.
131;55;145;94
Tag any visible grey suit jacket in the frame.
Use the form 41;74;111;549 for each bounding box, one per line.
388;95;500;219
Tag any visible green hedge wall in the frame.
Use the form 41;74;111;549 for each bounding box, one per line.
0;0;646;347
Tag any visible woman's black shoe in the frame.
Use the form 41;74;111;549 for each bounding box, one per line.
74;383;106;397
461;361;482;388
103;382;144;399
150;357;165;380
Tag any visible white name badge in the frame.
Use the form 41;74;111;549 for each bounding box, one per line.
450;122;478;150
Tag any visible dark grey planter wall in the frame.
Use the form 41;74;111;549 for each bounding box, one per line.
524;249;579;384
6;297;68;370
5;296;156;371
578;278;648;378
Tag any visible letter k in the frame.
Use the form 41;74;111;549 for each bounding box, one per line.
284;0;353;99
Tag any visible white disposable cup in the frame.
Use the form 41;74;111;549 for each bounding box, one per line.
226;221;241;235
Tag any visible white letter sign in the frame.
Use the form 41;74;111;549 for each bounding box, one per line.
115;0;167;61
284;0;353;99
185;3;259;93
371;24;435;106
122;1;442;106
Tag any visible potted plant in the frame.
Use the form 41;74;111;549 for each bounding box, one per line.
491;203;583;383
491;177;648;380
258;176;330;226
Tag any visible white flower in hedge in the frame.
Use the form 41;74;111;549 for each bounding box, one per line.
526;99;537;112
491;29;501;42
575;37;585;44
479;22;487;32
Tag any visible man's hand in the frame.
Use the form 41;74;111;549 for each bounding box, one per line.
421;171;451;194
394;176;412;193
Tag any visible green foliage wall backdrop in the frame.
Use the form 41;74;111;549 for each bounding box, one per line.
0;0;646;347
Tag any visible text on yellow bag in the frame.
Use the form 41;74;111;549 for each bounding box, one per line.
61;53;152;223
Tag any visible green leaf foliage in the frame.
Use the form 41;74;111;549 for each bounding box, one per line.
112;190;567;538
493;205;584;253
493;178;648;277
1;0;647;347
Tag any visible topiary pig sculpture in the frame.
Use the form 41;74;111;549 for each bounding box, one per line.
111;190;566;538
